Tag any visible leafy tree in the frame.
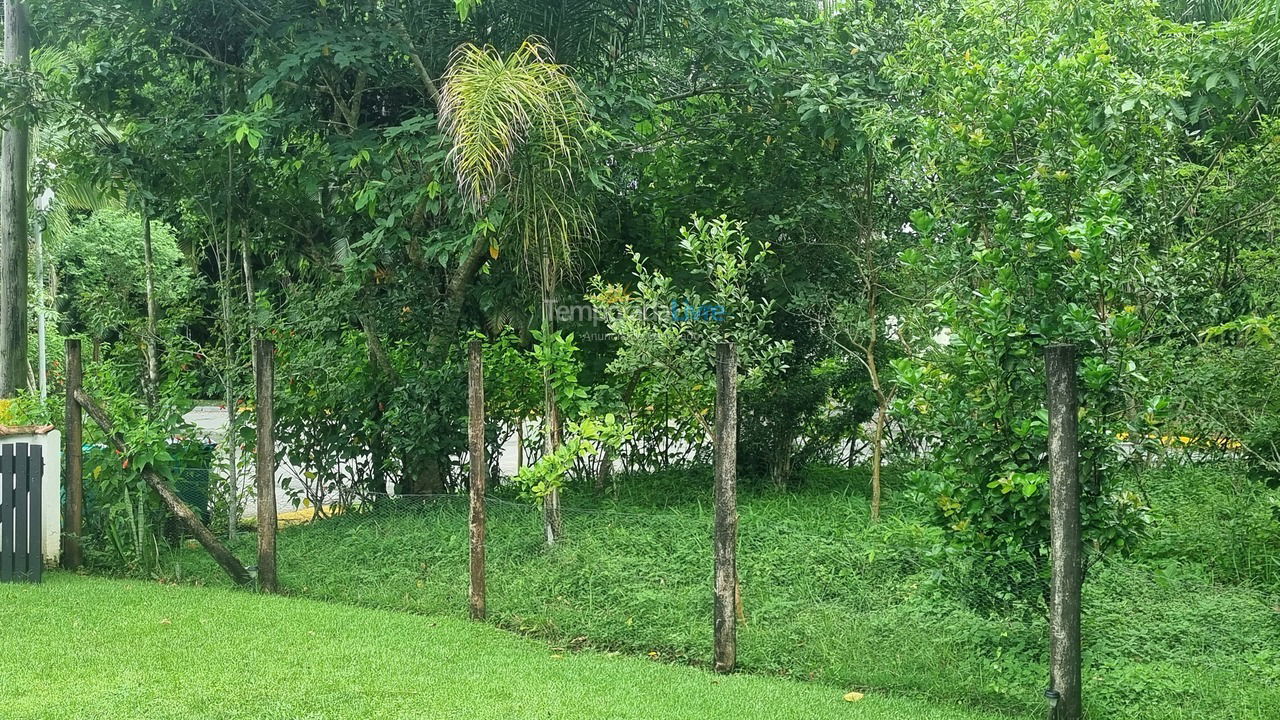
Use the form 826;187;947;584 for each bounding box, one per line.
589;215;792;443
886;0;1184;584
52;208;200;369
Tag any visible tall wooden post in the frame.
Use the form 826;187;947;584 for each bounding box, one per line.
254;338;278;593
468;340;487;620
1046;344;1082;720
141;206;159;408
62;339;83;569
0;0;32;397
713;342;739;673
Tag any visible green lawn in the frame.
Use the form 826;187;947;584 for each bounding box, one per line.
0;574;1001;720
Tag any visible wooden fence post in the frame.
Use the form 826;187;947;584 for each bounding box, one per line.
468;340;487;620
713;342;738;673
62;339;83;569
1046;343;1082;720
254;338;278;593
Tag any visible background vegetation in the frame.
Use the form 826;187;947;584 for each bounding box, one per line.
1;0;1277;717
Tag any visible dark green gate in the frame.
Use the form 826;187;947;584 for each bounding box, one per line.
0;442;44;583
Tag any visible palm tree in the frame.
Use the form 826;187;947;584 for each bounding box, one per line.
1166;0;1280;77
440;39;595;543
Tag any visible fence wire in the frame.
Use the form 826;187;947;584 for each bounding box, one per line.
230;489;1277;718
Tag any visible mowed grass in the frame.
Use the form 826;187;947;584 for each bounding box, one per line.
0;574;1002;720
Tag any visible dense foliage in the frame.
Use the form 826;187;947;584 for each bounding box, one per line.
2;0;1278;714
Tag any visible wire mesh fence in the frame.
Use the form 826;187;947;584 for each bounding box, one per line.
249;489;1090;707
229;487;1279;717
172;467;213;524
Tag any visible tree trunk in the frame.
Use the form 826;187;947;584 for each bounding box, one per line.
0;0;32;397
425;233;492;358
217;229;241;541
865;299;885;517
595;445;611;493
712;342;739;673
869;401;886;520
542;388;563;543
240;224;256;319
1046;344;1083;720
770;426;794;491
407;453;446;495
468;340;486;620
516;423;524;471
62;339;84;569
34;217;45;400
141;206;160;408
540;264;563;544
860;147;885;522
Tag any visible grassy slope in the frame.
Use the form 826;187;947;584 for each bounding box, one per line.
0;574;1002;720
161;466;1280;720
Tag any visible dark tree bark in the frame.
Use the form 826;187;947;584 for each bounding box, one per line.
254;338;279;593
860;148;886;522
141;207;160;408
425;234;492;358
468;340;486;620
542;376;563;543
769;427;794;491
540;268;563;544
0;0;32;397
62;339;84;568
404;236;492;496
1046;344;1083;720
713;342;739;673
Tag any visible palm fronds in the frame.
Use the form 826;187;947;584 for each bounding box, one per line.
1168;0;1280;57
439;39;595;272
439;40;589;207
